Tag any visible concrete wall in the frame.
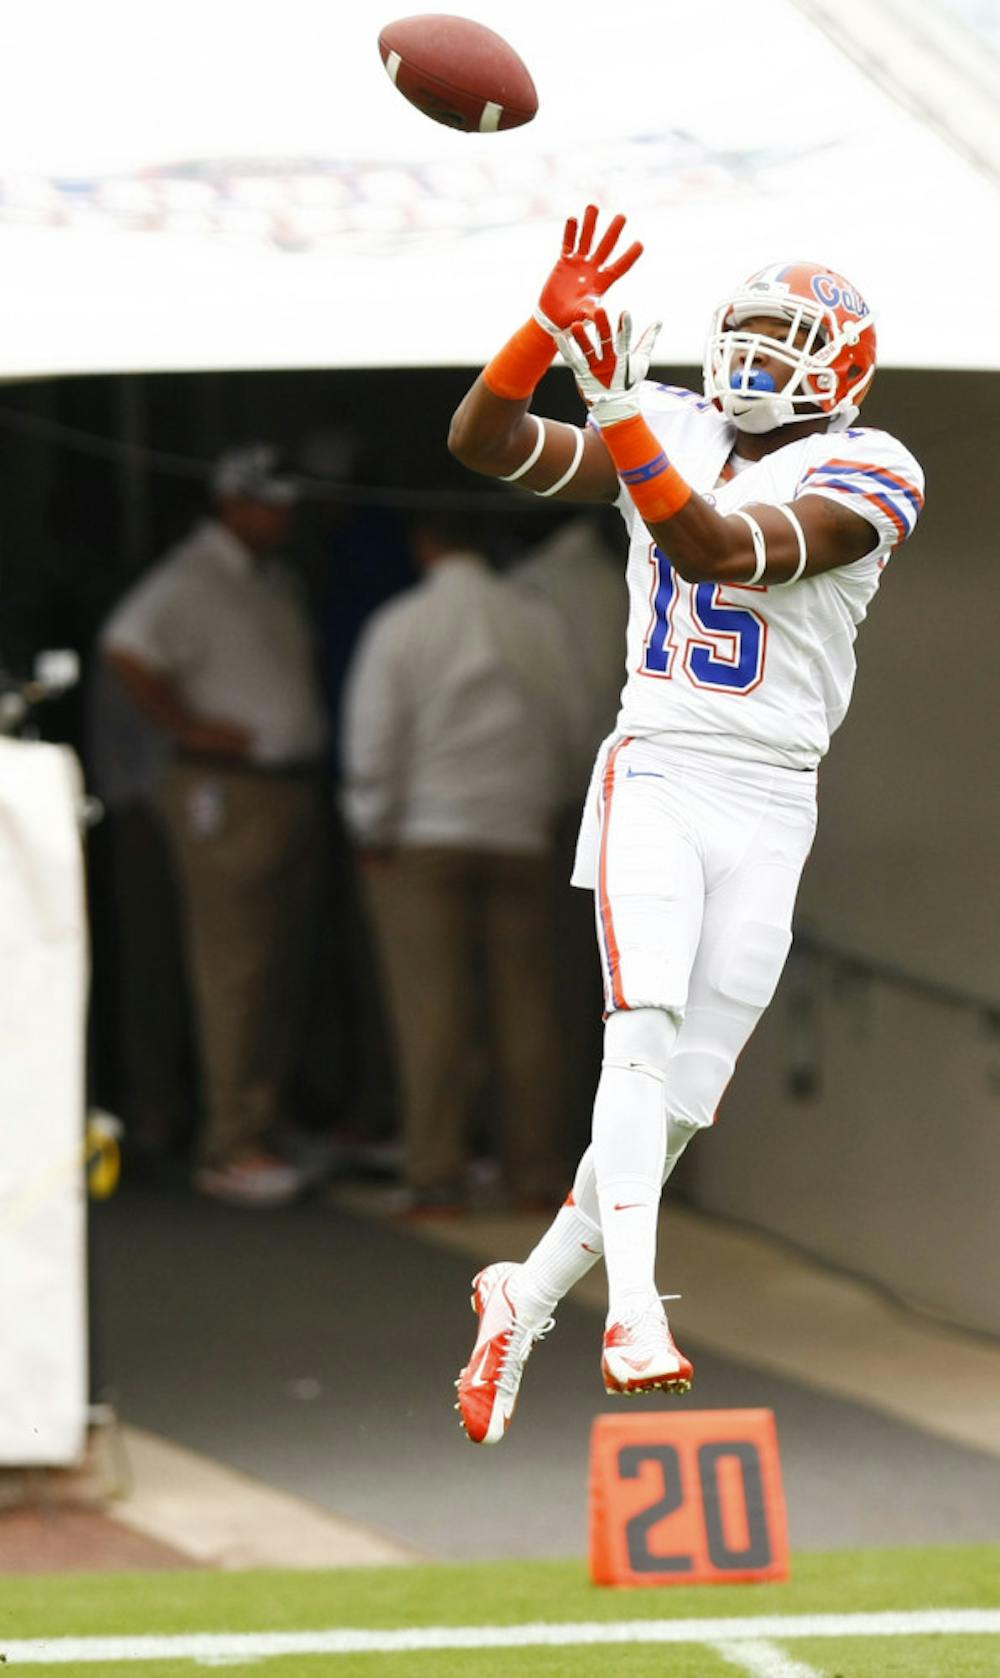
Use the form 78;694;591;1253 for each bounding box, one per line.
682;370;1000;1336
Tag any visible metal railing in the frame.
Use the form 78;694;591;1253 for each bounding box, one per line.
792;921;1000;1026
782;921;1000;1101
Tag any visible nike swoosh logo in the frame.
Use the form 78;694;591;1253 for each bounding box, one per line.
625;768;664;779
467;1346;491;1388
613;1202;646;1212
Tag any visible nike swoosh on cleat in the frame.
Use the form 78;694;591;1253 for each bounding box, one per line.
466;1346;492;1388
612;1202;646;1211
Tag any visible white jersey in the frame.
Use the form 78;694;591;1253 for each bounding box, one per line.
612;385;925;769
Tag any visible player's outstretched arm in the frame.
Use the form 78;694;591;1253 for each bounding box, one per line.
448;206;637;504
559;310;878;583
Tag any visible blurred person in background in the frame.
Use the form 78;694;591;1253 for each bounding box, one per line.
340;506;590;1215
511;507;630;1154
293;432;418;1165
86;656;198;1167
100;444;333;1208
512;507;627;757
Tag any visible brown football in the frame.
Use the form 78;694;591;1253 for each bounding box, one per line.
378;14;538;133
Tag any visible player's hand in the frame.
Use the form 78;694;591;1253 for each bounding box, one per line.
534;206;643;336
557;307;662;427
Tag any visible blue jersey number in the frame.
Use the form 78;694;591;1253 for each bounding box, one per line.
644;552;677;675
643;548;766;693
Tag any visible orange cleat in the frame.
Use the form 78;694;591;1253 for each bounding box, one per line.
601;1297;693;1396
455;1263;553;1445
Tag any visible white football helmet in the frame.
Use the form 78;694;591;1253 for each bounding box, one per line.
703;261;878;434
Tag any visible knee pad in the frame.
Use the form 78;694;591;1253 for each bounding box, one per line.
663;1111;701;1182
667;1046;736;1134
602;1006;678;1084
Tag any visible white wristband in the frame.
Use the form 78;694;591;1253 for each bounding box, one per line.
535;425;585;498
772;502;809;583
733;509;767;584
499;414;546;483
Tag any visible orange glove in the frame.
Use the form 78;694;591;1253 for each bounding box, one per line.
483;207;642;402
534;205;643;334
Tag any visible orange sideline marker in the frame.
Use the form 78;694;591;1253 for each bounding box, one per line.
589;1408;789;1587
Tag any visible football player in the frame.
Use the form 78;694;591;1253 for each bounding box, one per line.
448;206;924;1444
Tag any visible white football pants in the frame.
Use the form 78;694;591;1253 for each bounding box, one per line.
574;732;818;1142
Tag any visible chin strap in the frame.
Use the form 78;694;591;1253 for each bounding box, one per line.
726;393;795;434
827;405;859;432
728;392;862;434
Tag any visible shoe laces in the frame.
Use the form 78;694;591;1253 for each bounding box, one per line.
613;1293;682;1353
618;1292;681;1322
495;1315;554;1402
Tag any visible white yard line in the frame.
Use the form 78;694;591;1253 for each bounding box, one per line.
711;1638;824;1678
3;1608;999;1664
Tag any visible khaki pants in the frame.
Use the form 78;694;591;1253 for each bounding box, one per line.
363;845;565;1201
162;760;328;1166
105;799;197;1152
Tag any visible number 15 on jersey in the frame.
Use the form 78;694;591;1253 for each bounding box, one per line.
643;546;768;695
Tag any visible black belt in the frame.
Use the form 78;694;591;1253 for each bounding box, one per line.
173;751;324;780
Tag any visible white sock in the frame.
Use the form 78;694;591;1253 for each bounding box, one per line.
511;1009;685;1327
594;1067;665;1316
593;1008;677;1318
509;1184;603;1327
563;1113;697;1233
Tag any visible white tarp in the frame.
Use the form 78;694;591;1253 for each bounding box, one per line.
0;0;998;376
0;741;88;1465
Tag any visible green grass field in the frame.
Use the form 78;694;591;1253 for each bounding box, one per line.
2;1546;999;1676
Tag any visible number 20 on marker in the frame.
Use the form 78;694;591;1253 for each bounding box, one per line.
589;1409;790;1587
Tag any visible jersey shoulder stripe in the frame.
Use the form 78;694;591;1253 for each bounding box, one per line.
811;425;924;483
804;477;910;543
801;469;917;540
802;459;925;521
797;433;924;549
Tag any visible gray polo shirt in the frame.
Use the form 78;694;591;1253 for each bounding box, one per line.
101;519;329;767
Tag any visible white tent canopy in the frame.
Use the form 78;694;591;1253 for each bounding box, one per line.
2;0;998;376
